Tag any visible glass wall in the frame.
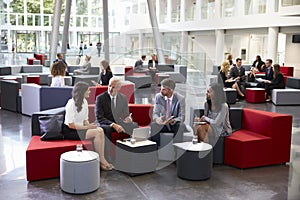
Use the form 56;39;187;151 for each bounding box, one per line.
282;0;300;6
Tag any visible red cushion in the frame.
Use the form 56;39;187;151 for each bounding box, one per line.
280;66;294;77
26;136;93;181
27;76;40;85
129;104;153;126
27;58;36;65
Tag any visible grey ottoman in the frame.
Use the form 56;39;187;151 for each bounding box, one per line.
286;77;300;89
272;89;300;105
224;88;237;104
174;142;213;180
125;75;152;88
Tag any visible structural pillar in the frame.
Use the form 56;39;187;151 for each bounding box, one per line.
215;29;225;65
103;0;110;61
267;27;279;62
49;0;62;63
138;30;143;56
147;0;165;64
61;0;72;59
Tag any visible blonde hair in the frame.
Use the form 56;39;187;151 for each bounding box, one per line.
220;60;230;75
85;55;91;61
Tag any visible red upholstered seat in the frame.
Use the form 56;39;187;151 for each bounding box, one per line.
245;88;265;103
224;108;292;168
125;66;134;76
27;76;40;85
280;66;294;77
27;58;36;65
26;136;93;181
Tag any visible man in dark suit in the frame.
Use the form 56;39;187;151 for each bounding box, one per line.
95;77;138;141
264;59;274;81
134;55;146;73
229;58;246;94
150;78;186;147
53;53;69;76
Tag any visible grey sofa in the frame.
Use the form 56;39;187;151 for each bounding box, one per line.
0;80;21;112
21;83;73;116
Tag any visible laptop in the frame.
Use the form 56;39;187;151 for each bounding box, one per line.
131;127;150;142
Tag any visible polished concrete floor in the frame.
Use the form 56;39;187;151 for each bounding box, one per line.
0;56;300;199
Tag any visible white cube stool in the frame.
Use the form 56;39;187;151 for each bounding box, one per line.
60;150;99;194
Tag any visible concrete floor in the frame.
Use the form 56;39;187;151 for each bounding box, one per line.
0;54;300;199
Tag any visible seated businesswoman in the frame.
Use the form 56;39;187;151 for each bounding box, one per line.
193;83;232;146
219;60;245;98
50;61;66;87
263;64;285;102
62;81;113;170
92;59;113;86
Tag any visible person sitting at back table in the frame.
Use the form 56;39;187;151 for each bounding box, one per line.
92;59;113;86
147;53;158;82
53;53;69;76
74;55;92;75
219;60;245;98
263;64;285;102
50;61;66;87
252;55;265;72
245;67;258;88
193;83;232;145
134;55;147;73
257;59;274;88
150;78;186;147
229;58;246;83
62;81;113;170
95;77;138;142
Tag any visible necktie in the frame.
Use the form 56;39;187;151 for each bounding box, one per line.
111;97;115;110
166;98;170;119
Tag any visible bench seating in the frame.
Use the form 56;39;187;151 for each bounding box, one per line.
272;89;300;105
224;108;292;168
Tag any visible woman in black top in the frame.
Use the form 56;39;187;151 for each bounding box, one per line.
92;60;113;86
264;64;285;102
219;61;245;97
252;55;265;72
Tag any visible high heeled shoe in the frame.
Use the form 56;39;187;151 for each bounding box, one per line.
100;164;113;171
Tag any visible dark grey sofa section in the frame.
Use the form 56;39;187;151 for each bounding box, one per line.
286;77;300;89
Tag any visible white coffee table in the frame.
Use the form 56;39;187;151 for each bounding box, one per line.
174;142;213;180
60;150;99;194
115;140;158;176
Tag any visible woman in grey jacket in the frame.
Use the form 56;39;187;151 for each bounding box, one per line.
74;55;92;75
193;83;232;145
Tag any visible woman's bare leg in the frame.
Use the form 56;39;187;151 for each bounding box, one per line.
86;127;110;167
232;82;244;97
196;124;209;143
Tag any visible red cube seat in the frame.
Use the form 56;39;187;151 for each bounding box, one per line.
26;136;93;181
245;88;265;103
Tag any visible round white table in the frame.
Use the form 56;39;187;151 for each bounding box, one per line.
174;142;213;180
60;150;99;194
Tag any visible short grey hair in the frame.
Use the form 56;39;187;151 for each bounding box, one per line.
161;78;175;90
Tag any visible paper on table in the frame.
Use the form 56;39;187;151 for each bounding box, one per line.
256;78;267;83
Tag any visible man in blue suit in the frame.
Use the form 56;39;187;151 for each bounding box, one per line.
150;78;186;146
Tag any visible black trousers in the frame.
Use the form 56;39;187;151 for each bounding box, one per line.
101;121;138;141
150;122;185;147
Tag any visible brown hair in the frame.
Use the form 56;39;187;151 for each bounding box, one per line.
273;64;280;79
51;61;66;77
100;59;112;72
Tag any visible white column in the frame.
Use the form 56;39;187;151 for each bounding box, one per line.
6;1;12;52
49;0;62;62
180;0;185;22
266;0;275;13
236;0;244;16
180;31;188;54
215;29;225;65
139;30;143;56
71;0;77;47
103;0;110;61
195;0;201;20
155;0;160;23
167;0;172;23
214;0;221;19
61;0;72;57
24;0;28;26
267;27;279;62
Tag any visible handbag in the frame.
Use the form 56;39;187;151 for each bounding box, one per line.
39;114;64;141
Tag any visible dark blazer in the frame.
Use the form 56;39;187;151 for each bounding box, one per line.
264;67;274;81
271;72;285;89
100;71;113;85
152;92;185;124
229;66;245;81
219;71;234;88
148;59;158;69
95;91;130;126
134;59;143;68
252;60;265;72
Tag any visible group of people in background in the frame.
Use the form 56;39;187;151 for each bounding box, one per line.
219;54;285;102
